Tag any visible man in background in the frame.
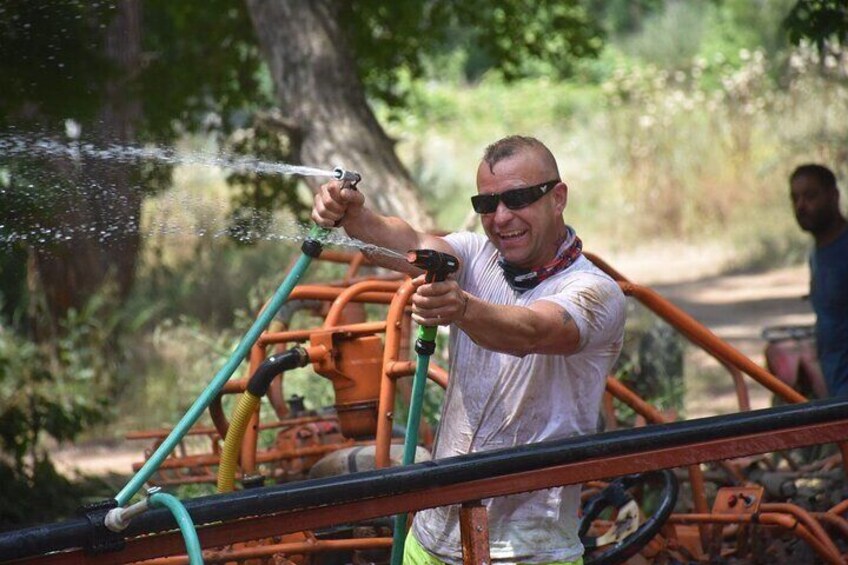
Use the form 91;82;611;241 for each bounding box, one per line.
789;164;848;397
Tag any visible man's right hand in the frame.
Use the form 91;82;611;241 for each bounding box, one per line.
312;179;366;228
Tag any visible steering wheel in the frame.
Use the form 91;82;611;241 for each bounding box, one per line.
579;469;678;565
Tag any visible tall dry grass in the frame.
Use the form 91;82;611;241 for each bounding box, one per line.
391;43;848;273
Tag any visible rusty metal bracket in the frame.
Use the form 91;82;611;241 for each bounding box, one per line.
712;486;764;514
460;500;491;565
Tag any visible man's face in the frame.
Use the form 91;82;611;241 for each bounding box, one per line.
790;174;838;234
476;151;567;269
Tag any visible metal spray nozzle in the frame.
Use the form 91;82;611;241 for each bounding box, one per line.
406;249;460;283
332;167;361;188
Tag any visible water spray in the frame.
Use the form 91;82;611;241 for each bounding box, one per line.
102;165;362;558
390;249;459;565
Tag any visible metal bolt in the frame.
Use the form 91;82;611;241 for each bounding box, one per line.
146;486;162;497
386;411;394;420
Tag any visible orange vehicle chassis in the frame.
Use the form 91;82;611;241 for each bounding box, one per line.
4;397;847;564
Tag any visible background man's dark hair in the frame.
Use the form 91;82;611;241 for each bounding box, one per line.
790;163;837;190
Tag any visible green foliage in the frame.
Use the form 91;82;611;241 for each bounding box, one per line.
139;0;272;140
133;233;300;329
613;305;686;427
0;2;114;125
593;43;848;241
784;0;848;51
222;123;305;244
586;0;666;35
621;1;710;70
0;456;120;529
0;289;139;471
345;1;603;107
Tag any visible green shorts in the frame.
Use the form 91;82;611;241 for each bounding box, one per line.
403;530;583;565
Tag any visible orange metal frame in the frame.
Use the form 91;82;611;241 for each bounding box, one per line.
91;249;848;565
16;414;847;564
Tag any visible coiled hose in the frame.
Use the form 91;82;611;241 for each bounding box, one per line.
217;347;310;493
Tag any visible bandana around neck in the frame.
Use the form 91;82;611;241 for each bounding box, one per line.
498;226;583;293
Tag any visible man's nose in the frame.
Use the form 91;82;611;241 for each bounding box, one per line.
493;201;514;224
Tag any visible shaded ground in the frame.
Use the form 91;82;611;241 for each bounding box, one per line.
54;255;815;476
652;264;813;418
604;241;813;419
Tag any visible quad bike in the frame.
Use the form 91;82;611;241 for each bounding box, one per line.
2;249;847;565
763;324;827;401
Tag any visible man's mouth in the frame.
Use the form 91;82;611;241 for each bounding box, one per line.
498;229;527;241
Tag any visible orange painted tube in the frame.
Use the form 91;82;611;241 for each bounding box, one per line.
376;279;416;469
761;503;842;557
668;513;843;564
323;280;403;328
137;537;393;565
620;283;806;404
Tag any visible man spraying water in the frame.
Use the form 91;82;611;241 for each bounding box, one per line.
313;135;626;564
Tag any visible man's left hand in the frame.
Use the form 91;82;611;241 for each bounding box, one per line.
410;275;469;327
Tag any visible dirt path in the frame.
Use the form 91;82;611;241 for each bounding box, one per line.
602;242;814;419
54;257;815;476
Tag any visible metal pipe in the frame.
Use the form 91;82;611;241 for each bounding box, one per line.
138;537;393;565
386;360;449;389
5;398;846;562
619;283;805;404
812;512;848;543
376;280;417;469
258;321;388;346
323;280;402;328
668;513;844;564
605;377;710;520
829;498;848;517
760;502;841;557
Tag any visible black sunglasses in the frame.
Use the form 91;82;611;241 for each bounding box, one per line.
471;179;560;214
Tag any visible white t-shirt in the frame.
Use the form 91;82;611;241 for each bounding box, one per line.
411;231;626;564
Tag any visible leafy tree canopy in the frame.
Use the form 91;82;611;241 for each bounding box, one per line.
783;0;848;51
346;1;603;105
1;1;604;131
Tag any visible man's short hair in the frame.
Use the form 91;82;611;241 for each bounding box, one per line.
482;135;560;177
791;164;837;190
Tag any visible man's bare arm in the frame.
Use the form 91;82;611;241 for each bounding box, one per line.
312;180;453;273
411;279;581;357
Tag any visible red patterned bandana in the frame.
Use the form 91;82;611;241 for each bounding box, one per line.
499;226;583;293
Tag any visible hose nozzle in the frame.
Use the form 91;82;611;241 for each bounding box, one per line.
333;167;361;188
407;249;459;283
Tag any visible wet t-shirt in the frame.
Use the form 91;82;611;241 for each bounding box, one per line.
411;232;626;564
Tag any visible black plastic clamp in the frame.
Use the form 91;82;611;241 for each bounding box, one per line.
78;499;126;555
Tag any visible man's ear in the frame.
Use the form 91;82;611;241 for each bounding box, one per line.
553;182;568;213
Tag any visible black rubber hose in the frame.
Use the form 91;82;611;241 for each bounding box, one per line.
246;347;309;397
2;397;846;561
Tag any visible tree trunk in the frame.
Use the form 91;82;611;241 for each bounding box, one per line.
245;0;434;231
34;0;143;320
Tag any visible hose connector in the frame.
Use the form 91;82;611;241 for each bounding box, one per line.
104;487;162;533
301;237;324;257
246;346;310;397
